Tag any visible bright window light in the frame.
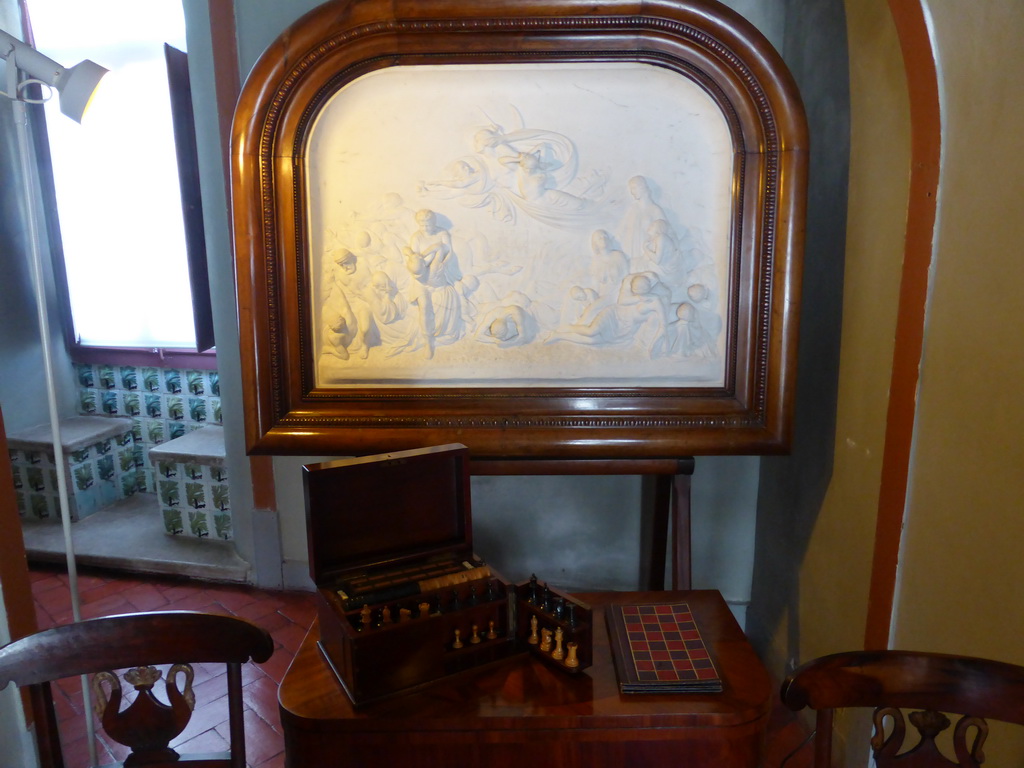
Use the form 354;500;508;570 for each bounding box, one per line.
28;0;197;349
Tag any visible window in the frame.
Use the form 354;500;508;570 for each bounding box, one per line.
26;0;211;353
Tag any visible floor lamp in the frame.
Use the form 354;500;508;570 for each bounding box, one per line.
1;26;106;766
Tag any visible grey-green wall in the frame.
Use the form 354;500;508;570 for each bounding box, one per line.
747;0;851;666
219;0;843;620
0;1;78;436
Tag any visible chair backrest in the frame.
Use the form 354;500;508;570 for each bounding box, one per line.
0;610;274;768
781;650;1024;768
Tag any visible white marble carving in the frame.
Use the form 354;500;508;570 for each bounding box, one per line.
305;63;733;387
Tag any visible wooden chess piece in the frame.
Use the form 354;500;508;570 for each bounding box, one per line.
565;642;579;669
381;606;391;624
470;624;481;644
528;615;539;645
540;628;553;653
399;608;412;622
360;605;372;630
452;629;463;649
552;627;564;660
486;620;497;640
418;602;431;618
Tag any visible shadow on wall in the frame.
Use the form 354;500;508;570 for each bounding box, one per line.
745;0;851;671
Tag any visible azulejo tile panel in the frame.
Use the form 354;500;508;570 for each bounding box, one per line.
8;418;136;522
156;457;231;540
148;424;231;541
73;363;222;495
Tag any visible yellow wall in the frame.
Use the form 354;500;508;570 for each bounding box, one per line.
893;2;1024;657
793;0;910;663
751;0;910;674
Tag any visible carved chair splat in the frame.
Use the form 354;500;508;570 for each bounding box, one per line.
0;610;274;768
781;650;1024;768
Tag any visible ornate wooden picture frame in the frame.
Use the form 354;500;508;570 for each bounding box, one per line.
232;0;808;459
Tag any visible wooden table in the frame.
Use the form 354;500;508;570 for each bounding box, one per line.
278;590;771;768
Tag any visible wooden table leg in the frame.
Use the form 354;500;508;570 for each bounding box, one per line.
672;469;693;590
639;459;695;591
639;476;671;590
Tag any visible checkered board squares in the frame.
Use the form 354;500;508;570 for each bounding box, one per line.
606;603;723;693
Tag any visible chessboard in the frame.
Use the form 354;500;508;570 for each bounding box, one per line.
605;602;722;693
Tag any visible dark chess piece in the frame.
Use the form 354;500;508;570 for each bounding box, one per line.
484;580;497;602
448;590;461;612
567;603;577;628
468;584;479;606
554;598;565;620
528;574;539;604
542;583;552;612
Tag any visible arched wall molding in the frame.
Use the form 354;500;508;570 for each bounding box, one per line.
863;0;941;650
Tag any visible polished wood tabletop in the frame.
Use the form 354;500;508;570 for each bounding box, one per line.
279;590;771;767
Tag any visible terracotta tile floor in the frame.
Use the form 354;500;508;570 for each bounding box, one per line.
28;565;813;768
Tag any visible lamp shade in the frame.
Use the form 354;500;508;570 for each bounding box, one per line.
55;59;108;122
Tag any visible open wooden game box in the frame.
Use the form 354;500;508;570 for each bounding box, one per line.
304;444;592;705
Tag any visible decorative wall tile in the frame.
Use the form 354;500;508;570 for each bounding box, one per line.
142;367;162;392
98;365;117;390
75;363;95;388
188;509;210;538
101;391;119;416
163;369;182;394
122;392;141;418
185;370;206;396
188;398;207;423
167;396;185;422
119;365;138;391
79;390;98;414
162;507;184;535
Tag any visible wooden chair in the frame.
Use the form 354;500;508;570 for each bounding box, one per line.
0;610;275;768
780;650;1024;768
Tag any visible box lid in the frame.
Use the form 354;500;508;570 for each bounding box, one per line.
303;444;473;583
